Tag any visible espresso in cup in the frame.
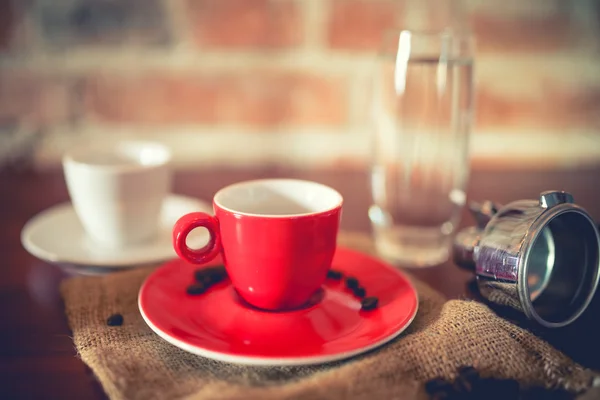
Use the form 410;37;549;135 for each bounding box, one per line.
173;179;343;311
63;140;172;249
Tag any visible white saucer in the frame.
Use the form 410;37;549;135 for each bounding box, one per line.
21;194;212;270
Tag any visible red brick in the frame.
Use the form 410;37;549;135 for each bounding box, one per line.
0;0;14;51
83;72;347;126
469;10;577;53
186;0;302;49
0;71;73;125
475;84;600;131
327;0;400;51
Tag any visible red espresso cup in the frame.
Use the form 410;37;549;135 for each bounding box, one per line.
172;179;343;311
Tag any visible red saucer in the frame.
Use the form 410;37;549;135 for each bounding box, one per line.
138;246;418;366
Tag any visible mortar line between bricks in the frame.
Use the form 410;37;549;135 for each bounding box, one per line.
0;51;598;78
32;124;600;171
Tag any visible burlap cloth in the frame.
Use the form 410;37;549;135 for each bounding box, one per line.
60;232;600;400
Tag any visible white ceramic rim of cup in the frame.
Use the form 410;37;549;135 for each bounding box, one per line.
62;140;172;172
214;179;343;218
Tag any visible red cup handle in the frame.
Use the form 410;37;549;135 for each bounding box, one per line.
173;212;221;265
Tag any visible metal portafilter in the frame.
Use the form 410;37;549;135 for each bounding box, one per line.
453;191;600;328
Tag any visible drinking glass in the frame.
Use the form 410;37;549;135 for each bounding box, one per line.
369;30;475;267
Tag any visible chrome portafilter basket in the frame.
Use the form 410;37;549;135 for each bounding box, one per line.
453;191;600;328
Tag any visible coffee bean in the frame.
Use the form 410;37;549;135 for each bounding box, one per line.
498;379;520;398
205;265;226;275
106;313;123;326
208;269;227;284
353;286;366;298
345;277;359;290
452;367;482;397
186;283;207;295
474;377;499;392
425;378;452;395
430;393;452;400
194;271;213;285
453;375;474;393
457;366;480;391
457;366;479;380
361;296;378;310
472;377;519;399
194;265;227;285
520;386;574;400
327;269;343;280
203;275;215;285
425;378;457;400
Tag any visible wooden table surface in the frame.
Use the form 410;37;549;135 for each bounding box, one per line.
1;165;600;399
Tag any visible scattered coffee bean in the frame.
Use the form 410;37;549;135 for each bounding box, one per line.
186;283;207;295
207;266;227;284
205;265;226;275
424;366;576;400
520;385;574;400
192;265;228;293
326;269;343;280
190;265;378;309
361;296;379;310
496;378;520;398
430;392;452;400
425;378;452;395
457;366;479;379
194;270;212;284
453;374;474;394
457;365;480;391
106;313;123;327
195;266;226;282
353;286;366;298
345;276;359;290
510;380;524;394
328;271;374;304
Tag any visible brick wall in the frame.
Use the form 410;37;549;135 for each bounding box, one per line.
1;0;599;170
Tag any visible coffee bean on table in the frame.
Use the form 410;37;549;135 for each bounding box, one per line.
430;392;452;400
186;283;207;295
353;286;366;298
520;385;574;400
456;366;480;391
345;277;359;290
475;378;518;400
361;296;378;310
474;377;520;399
497;379;520;398
457;366;479;379
425;378;452;395
106;313;123;326
453;375;474;394
326;269;343;280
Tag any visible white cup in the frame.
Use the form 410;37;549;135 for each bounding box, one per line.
62;140;172;249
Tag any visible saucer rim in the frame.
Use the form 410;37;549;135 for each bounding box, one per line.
20;194;212;268
138;249;419;366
